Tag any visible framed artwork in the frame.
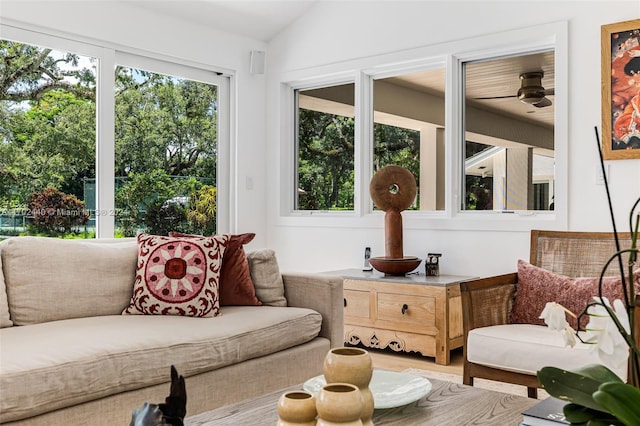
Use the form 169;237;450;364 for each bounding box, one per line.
601;19;640;160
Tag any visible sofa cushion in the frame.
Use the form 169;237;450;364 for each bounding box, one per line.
0;306;322;423
0;240;12;328
247;249;287;307
510;260;640;329
2;237;138;326
169;232;261;306
467;324;628;381
123;233;228;317
219;233;262;306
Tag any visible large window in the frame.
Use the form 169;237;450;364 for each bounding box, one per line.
462;50;555;212
0;40;96;237
295;83;355;211
372;68;446;211
113;66;220;237
1;27;229;239
286;22;565;228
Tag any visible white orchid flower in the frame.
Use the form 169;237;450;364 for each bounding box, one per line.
540;302;578;347
584;297;630;372
561;323;577;347
540;302;571;331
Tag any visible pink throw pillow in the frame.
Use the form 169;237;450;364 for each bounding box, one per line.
510;259;640;329
123;233;228;317
169;232;261;306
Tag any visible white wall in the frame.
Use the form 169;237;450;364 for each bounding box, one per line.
266;1;640;276
0;0;270;249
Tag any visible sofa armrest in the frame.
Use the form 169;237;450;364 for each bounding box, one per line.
460;272;517;333
282;273;344;349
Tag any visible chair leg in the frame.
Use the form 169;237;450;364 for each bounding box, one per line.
527;387;538;399
463;366;473;386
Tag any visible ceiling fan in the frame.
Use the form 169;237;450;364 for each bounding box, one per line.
475;71;554;108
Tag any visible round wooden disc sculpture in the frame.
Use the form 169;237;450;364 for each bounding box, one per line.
369;165;421;275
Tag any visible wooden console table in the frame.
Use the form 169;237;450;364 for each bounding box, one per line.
325;269;475;365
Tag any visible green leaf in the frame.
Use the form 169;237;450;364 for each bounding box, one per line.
571;364;624;384
564;402;623;425
565;403;599;423
593;382;640;426
586;419;625;426
537;366;608;412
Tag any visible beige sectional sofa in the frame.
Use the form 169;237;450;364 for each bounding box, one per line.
0;236;343;425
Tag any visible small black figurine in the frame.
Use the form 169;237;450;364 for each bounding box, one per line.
130;365;187;426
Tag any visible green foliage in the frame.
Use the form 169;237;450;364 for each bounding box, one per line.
297;109;354;210
1;41;219;236
1;90;95;207
27;187;89;235
143;199;188;236
114;67;218;179
297;109;421;211
0;40;95;103
538;364;636;425
115;170;175;236
186;185;217;235
593;382;640;425
373;123;420;210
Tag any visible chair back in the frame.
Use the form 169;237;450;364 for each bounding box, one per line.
530;230;632;278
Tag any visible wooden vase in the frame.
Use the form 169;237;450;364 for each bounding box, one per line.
323;348;374;426
277;390;317;426
315;383;363;426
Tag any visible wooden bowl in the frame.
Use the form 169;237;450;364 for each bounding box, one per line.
368;256;421;276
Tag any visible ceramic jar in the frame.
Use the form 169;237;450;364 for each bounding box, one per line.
277;390;317;426
323;348;374;426
315;383;363;426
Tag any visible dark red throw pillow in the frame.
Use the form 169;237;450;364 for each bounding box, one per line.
510;259;640;329
169;232;261;306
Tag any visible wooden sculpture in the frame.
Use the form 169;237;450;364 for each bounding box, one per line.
368;165;421;275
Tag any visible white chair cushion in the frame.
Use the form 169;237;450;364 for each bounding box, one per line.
467;324;628;381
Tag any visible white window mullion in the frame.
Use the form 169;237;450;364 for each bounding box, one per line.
96;48;116;238
217;74;232;233
356;72;373;216
446;53;461;218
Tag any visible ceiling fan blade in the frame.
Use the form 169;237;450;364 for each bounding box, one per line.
533;97;552;108
474;95;518;100
544;88;555;96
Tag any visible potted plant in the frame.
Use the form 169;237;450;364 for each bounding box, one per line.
536;129;640;425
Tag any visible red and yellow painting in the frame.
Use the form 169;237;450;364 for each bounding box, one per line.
602;19;640;160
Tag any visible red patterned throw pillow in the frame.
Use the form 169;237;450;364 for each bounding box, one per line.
169;232;261;306
123;233;229;317
510;259;640;329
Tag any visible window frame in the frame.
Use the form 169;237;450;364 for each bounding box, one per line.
283;72;360;217
1;23;233;237
279;21;568;232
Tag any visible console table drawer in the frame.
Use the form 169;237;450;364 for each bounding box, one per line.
344;289;371;320
376;292;434;332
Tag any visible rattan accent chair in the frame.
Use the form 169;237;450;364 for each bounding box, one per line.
461;230;635;398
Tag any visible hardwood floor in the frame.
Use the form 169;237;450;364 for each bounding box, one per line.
366;346;464;376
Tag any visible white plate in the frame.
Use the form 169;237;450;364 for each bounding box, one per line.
302;369;432;409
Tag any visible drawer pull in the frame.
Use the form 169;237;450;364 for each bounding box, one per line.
402;304;408;315
344;298;347;307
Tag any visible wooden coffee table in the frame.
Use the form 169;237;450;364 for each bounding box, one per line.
185;378;538;425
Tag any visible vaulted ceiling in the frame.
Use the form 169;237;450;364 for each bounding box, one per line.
120;1;554;131
120;0;318;42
